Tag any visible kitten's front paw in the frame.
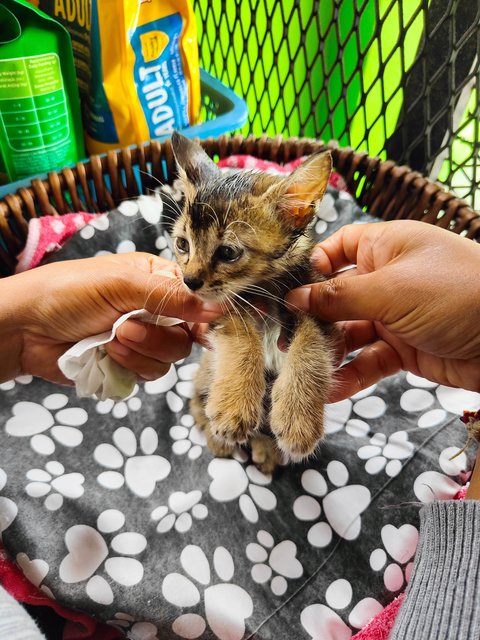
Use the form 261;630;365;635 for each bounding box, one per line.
270;385;325;462
272;422;324;461
206;393;262;445
205;427;236;458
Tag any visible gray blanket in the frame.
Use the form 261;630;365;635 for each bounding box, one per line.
0;183;476;640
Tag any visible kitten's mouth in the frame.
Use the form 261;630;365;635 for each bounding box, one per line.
193;287;268;319
181;281;226;303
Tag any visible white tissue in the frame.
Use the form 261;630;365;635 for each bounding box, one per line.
58;309;185;401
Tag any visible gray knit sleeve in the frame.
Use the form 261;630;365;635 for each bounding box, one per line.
389;500;480;640
0;586;45;640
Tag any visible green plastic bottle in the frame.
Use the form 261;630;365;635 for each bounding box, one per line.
0;0;84;182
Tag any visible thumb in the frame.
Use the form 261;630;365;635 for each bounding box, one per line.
285;273;386;322
122;271;222;323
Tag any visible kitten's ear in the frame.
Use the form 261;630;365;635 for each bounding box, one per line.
171;131;220;186
273;151;332;228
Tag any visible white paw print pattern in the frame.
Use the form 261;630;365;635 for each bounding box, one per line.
328;375;480;439
413;445;469;503
301;580;385;639
143;362;198;415
369;523;419;592
151;490;208;534
208;452;277;523
154;231;174;261
246;530;303;596
94;193;169;257
301;603;352;640
357;430;414;477
314;192;339;235
16;552;53;599
323;385;384;436
94;426;171;497
0;374;33;392
170;413;206;460
293;461;371;546
162;544;253;640
5;394;88;455
159;178;184;203
79;213;109;240
0;468;17;541
25;461;84;511
108;612;160;640
59;510;146;605
401;373;480;428
118;192;176;261
96;384;142;419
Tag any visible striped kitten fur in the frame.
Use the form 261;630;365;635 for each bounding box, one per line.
171;132;336;473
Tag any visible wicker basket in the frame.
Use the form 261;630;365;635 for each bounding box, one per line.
0;134;478;277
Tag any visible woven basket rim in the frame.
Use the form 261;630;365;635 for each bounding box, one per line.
0;134;478;276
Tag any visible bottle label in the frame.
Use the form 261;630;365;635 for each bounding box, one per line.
0;53;71;176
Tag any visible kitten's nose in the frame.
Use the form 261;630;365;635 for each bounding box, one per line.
184;277;204;292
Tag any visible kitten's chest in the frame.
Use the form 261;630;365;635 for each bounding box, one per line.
262;319;286;374
248;283;294;375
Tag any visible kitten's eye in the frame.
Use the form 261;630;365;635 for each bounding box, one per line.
216;245;243;263
175;237;189;254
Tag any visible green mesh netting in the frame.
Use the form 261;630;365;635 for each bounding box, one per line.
193;0;480;208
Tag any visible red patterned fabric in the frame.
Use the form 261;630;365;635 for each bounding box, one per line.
0;543;122;639
352;594;405;640
15;213;97;273
217;155;348;191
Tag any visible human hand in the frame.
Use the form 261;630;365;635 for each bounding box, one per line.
286;220;480;402
1;253;220;384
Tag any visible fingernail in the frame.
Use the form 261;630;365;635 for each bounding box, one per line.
285;287;311;311
121;321;148;343
109;340;131;357
153;269;176;279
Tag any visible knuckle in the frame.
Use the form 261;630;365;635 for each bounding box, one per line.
315;278;344;313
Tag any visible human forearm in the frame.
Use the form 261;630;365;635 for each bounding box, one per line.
0;254;221;386
0;272;31;382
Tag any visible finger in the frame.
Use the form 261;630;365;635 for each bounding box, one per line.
120;269;223;323
413;350;480;391
190;323;212;348
337;320;378;355
331;320;377;366
328;340;403;403
310;223;379;275
285;272;386;322
116;320;193;363
106;340;171;381
126;252;179;276
332;266;358;279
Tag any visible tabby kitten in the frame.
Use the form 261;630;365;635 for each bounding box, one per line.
171;132;335;473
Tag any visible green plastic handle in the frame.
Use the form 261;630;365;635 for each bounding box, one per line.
0;5;21;45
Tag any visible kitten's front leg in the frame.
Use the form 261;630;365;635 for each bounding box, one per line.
270;314;335;461
206;314;265;445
